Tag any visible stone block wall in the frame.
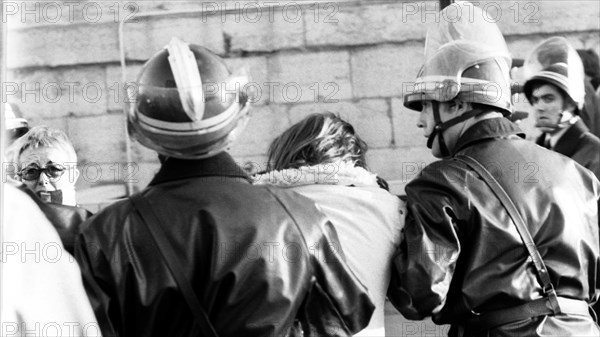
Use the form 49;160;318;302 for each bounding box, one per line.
5;0;600;201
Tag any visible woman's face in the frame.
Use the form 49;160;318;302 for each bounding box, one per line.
17;145;79;205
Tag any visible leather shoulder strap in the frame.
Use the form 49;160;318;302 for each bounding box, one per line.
130;193;219;337
455;154;561;314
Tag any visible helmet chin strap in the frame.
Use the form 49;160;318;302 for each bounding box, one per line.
426;102;448;155
426;101;484;157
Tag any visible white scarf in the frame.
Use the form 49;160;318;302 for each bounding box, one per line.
253;161;378;187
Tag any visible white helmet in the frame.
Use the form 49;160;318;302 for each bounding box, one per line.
403;2;513;157
522;37;585;111
404;1;512;116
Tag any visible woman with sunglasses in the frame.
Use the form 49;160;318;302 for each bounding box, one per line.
256;112;406;336
8;125;90;254
10;125;80;206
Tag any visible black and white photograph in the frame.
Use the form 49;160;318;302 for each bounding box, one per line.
1;1;600;336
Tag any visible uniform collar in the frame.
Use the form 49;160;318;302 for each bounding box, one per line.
536;116;580;150
149;152;251;186
551;118;590;157
545;126;569;149
452;117;525;156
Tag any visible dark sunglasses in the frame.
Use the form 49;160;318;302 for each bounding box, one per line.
18;164;66;181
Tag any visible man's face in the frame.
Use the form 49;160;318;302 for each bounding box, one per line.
17;146;79;206
530;84;573;133
417;101;461;158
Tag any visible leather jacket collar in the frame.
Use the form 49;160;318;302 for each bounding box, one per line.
149;152;252;186
453;117;525;156
537;119;590;158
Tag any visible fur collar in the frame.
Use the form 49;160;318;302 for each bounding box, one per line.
253;161;378;187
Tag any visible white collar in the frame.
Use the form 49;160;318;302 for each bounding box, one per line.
253;161;378;187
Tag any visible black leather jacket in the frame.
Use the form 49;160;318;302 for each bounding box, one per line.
75;153;374;337
388;118;600;336
14;181;92;254
535;118;600;180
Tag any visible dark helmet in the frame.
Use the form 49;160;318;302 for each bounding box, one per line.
128;38;250;159
522;37;585;111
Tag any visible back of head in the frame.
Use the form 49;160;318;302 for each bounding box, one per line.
267;113;367;171
128;38;250;160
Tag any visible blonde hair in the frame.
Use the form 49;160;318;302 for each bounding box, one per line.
12;126;77;167
267;113;368;171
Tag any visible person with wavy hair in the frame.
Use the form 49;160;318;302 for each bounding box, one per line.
257;112;406;336
268;112;368;171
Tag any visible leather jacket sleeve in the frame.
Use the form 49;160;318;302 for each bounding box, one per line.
387;162;463;320
388;149;600;325
388;121;600;333
75;206;128;337
265;187;374;336
15;182;92;254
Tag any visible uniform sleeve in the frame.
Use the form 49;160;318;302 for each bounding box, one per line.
74;218;121;337
306;220;375;335
264;187;375;335
387;164;465;320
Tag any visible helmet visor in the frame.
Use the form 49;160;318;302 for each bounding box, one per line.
408;42;510;104
522;37;584;108
403;2;512;114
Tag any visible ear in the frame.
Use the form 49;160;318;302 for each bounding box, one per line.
451;99;470;115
